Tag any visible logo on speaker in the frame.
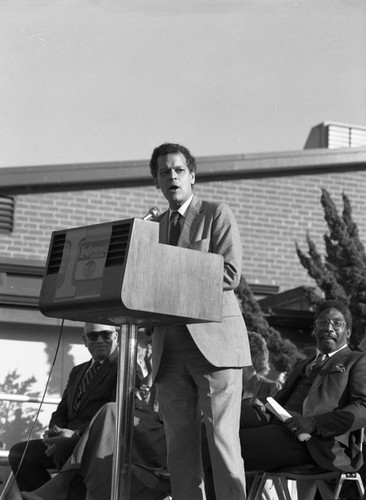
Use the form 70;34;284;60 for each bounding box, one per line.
83;260;96;278
79;240;109;260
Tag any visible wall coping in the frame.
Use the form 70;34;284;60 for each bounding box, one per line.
1;147;366;195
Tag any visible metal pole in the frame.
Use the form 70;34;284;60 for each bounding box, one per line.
111;323;138;500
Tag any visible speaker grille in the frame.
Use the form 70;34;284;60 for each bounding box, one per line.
105;222;131;267
47;233;66;274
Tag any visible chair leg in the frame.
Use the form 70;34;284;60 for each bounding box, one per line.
262;479;281;500
333;476;344;498
317;474;364;500
247;473;262;500
252;473;269;500
355;473;366;496
272;477;292;500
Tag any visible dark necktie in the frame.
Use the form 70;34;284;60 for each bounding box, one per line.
73;361;101;412
168;212;182;246
306;353;328;376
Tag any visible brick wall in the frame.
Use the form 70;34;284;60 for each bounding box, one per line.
1;169;366;293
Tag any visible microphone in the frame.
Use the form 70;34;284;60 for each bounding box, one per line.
141;206;160;221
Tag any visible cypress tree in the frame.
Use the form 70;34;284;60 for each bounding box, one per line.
296;188;366;349
235;277;304;373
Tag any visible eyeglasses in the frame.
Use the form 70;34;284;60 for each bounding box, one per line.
85;330;115;341
315;318;346;330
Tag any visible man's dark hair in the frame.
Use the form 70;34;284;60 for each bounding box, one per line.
149;143;197;179
314;300;352;331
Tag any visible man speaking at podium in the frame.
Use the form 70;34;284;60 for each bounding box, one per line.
149;142;251;500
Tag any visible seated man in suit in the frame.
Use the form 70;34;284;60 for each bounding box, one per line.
20;329;169;500
21;402;169;500
203;300;366;500
9;322;119;494
239;299;366;499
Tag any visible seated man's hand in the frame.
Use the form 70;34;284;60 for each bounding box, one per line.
44;440;56;458
285;415;316;437
43;426;79;457
43;425;61;439
242;397;267;413
44;425;78;440
251;398;267;413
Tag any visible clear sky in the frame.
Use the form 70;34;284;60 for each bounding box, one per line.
0;0;365;167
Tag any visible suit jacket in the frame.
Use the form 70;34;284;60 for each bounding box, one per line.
152;195;251;380
50;348;118;436
277;346;366;472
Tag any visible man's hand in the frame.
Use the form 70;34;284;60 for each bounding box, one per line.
43;425;79;457
285;415;316;437
251;398;267;414
44;425;77;440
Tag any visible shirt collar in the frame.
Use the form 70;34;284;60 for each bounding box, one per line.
318;343;348;358
169;194;193;219
92;359;105;365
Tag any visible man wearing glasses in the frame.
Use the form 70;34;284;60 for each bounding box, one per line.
234;299;366;500
9;323;118;494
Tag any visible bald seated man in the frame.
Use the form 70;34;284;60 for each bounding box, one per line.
9;323;119;493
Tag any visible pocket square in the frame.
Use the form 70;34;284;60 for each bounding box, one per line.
330;364;346;373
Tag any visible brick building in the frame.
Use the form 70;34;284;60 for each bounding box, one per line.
0;122;366;450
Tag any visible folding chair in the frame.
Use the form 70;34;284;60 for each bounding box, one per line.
247;470;297;500
249;428;365;500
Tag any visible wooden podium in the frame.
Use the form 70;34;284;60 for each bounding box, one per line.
39;217;224;500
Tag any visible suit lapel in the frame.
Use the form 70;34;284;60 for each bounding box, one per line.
75;359;109;411
70;362;90;408
307;347;350;396
157;195;203;248
278;359;308;404
73;349;117;413
178;195;203;248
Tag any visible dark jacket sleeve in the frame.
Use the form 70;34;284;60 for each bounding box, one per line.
311;353;366;437
49;366;79;429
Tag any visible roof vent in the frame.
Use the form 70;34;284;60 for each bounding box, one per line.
304;122;366;149
0;196;14;234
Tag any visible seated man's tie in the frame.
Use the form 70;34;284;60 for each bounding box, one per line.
73;361;102;412
306;353;328;376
